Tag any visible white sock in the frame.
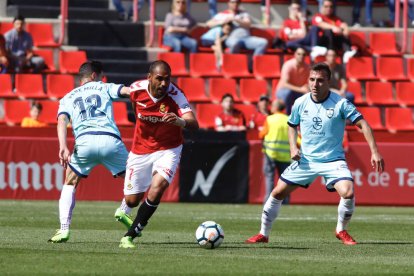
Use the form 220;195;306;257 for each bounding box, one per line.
59;185;76;231
119;198;132;215
260;196;283;237
336;197;355;233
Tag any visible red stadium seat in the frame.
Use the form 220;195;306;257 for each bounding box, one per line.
0;74;16;98
15;74;46;99
33;49;56;72
365;81;396;106
253;55;281;79
250;28;278;53
346;81;364;105
222;54;251;78
396;82;414;107
38;100;59;124
370;32;401;56
234;103;257;123
346;57;377;81
376;57;407;81
407;58;414;80
113;102;133;126
195;103;222;129
189;53;220;77
385;107;414;132
357;107;384;130
0;22;13;34
157;52;189;76
157;27;172;51
59;51;87;74
209;78;239;103
189;26;212;52
239;79;268;103
26;23;58;47
47;74;75;100
176;77;209;102
349;31;370;55
3;99;31;126
283;54;311;64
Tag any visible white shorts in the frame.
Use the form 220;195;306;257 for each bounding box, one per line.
123;145;182;195
280;159;353;192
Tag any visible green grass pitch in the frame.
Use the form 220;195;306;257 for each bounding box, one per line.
0;200;413;275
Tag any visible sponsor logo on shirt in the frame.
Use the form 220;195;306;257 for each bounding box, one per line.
312;117;323;130
137;113;163;123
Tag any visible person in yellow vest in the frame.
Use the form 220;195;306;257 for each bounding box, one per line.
259;100;291;203
21;101;47;127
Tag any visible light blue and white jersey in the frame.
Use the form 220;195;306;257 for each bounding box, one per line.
57;81;124;139
288;92;362;162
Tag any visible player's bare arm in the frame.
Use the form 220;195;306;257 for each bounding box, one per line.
355;119;385;172
119;86;131;97
162;111;199;130
57;114;71;168
288;125;301;161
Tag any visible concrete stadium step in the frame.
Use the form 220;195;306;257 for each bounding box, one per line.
105;72;147;86
81;46;148;60
7;0;108;8
7;6;119;20
68;21;145;47
99;59;150;74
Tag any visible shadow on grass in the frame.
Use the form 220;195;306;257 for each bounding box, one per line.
358;241;413;245
141;241;311;250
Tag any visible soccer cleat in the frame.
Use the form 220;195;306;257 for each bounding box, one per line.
336;230;357;245
245;233;269;243
114;208;133;229
119;236;135;249
48;229;70;243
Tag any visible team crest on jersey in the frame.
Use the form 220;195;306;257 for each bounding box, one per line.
127;182;133;190
159;103;167;114
326;108;334;118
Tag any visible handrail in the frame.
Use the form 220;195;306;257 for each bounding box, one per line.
58;0;68;45
265;0;270;27
133;0;139;22
395;0;400;27
148;0;155;47
402;0;408;53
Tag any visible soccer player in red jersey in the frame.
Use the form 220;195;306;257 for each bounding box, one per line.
119;60;199;248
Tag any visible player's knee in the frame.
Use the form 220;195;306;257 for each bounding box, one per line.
342;190;354;199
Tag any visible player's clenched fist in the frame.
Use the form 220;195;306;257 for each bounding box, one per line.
162;112;186;128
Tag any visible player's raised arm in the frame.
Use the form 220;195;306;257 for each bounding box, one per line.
57;113;71;168
119;86;131;97
355;119;385;172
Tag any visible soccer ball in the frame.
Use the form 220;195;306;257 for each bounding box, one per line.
195;221;224;249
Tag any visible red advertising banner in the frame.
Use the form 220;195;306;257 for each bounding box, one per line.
0;137;179;202
249;141;414;206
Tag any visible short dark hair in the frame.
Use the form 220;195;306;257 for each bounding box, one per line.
13;15;25;23
311;62;331;80
221;93;234;102
31;101;42;111
78;61;103;79
149;60;171;74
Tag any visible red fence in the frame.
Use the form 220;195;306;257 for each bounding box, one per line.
0;135;413;205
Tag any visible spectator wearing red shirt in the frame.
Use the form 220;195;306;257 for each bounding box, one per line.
249;95;270;131
0;34;8;73
215;93;246;131
312;0;356;63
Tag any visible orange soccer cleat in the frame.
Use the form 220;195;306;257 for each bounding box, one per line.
336;230;357;245
245;233;269;244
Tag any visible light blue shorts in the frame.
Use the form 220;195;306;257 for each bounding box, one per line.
69;134;128;178
280;159;353;192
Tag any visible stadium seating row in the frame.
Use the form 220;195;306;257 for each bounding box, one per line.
0;22;58;47
34;50;87;74
0;100;132;126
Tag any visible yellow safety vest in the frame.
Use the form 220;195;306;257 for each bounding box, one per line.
263;113;291;162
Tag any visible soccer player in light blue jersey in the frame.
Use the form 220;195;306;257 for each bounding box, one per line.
246;62;385;245
49;61;133;243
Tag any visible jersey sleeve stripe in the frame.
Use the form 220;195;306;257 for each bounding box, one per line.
351;115;363;125
57;111;70;121
287;121;299;127
117;84;125;98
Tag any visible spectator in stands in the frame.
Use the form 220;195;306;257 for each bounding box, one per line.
212;22;233;70
112;0;150;20
260;100;291;203
352;0;374;27
215;93;246;131
4;15;45;73
21;101;47;127
249;95;270;131
324;49;355;104
275;47;310;115
312;0;357;64
0;34;8;73
388;0;414;26
204;0;268;56
277;1;326;60
163;0;198;53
